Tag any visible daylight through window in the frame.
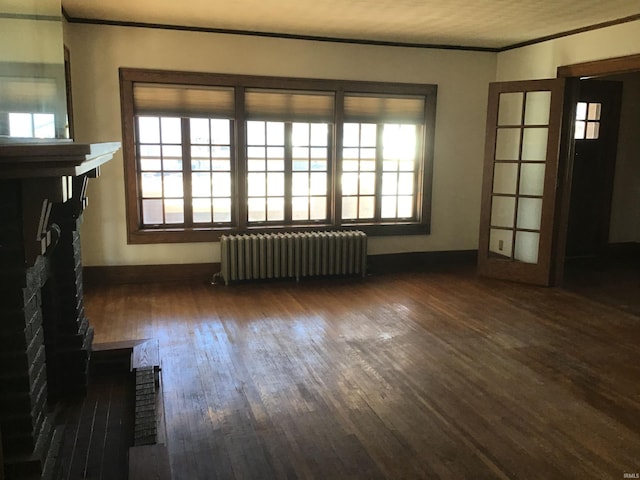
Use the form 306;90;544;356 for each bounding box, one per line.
120;69;437;243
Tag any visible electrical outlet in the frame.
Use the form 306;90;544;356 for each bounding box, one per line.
498;240;504;251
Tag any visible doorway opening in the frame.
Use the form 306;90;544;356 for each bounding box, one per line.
560;66;640;314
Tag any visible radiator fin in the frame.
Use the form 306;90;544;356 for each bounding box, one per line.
220;231;367;285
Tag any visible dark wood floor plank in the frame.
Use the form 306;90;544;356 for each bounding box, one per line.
84;266;640;480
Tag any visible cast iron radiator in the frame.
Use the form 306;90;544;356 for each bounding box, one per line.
219;231;367;285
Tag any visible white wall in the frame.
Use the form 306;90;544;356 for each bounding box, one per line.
496;20;640;81
64;23;496;266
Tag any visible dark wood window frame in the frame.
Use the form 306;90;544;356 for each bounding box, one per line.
120;68;437;244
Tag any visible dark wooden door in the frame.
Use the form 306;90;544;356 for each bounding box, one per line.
478;79;567;286
565;80;623;258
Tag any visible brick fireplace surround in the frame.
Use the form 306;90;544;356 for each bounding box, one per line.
0;142;119;479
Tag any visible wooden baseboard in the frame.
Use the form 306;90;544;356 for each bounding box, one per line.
84;250;478;287
84;263;218;287
367;250;478;274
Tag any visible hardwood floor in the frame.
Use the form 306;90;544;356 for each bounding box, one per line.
84;267;640;480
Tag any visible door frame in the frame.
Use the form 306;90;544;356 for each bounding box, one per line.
552;54;640;285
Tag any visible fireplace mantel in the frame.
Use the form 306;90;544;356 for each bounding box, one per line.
0;141;121;178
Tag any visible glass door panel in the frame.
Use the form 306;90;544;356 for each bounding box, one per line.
478;78;566;285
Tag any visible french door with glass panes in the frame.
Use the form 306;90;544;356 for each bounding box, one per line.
478;79;567;286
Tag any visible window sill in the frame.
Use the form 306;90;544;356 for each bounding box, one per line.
127;223;430;244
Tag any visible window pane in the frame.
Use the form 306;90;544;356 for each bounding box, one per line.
495;128;521;161
138;116;160;143
514;231;539;264
164;199;184;224
163;173;183;198
310;197;326;220
360;124;377;147
142;199;163;224
383;124;416;161
267;146;285;161
398;172;414;194
342;197;358;219
248;172;266;197
192;172;212;197
310;123;328;145
586;122;600;139
293;147;309;162
141;173;162;198
292;123;309;146
161;117;181;144
359;196;375;218
521;128;548;161
193;198;212;223
191;145;210;160
267;157;284;172
310;172;326;195
267;172;284;196
399;160;415;171
211;119;231;144
343;123;360;147
292;172;308;195
163;159;182;171
516;197;543;231
491;196;515;228
398;196;413;218
247;121;265;145
311;159;327;171
342;173;358;195
382;172;398;195
266;122;284;144
519;163;545;196
190;118;210;144
212;160;230;171
293;159;308;171
248;146;265;160
498;92;523;126
311;147;327;159
212;145;230;159
360;172;375;195
383;160;398;171
213;198;231;223
360;159;375;171
248;159;265;171
248;197;265;222
267;197;284;221
141;158;161;171
361;147;376;159
343;147;359;160
212;172;231;197
343;159;359;171
524;91;551;125
381;196;397;218
493;163;518;195
292;197;309;220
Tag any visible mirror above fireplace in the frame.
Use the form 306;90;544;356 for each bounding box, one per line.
0;0;69;141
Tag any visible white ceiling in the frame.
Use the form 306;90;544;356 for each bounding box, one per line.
62;0;640;50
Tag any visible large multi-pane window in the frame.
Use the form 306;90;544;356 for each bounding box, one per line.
120;69;436;243
136;116;233;227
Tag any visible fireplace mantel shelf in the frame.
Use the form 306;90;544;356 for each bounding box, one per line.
0;141;121;178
